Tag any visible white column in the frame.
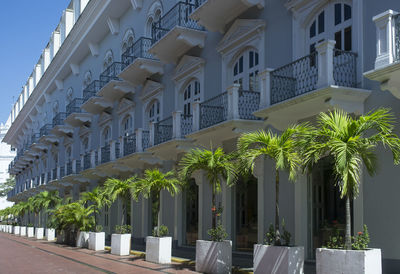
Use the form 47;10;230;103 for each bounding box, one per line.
172;111;182;139
259;68;274;108
90;150;96;168
316;40;336;88
221;179;232;239
193;170;213;240
149;122;155;147
110;140;116;161
136;128;143;152
373;10;399;69
192;101;200;131
227;84;241;120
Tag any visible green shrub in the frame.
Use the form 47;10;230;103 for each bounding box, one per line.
115;225;131;234
152;225;168;237
207;222;228;242
27;223;34;227
95;225;103;233
264;219;292;246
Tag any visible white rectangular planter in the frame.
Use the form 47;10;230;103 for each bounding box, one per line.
89;232;105;251
46;229;55;241
35;227;44;239
76;231;89;248
111;234;131;256
27;227;34;237
316;248;382;274
253;244;304;274
196;240;232;274
145;236;172;264
20;226;26;236
8;225;13;233
14;226;20;235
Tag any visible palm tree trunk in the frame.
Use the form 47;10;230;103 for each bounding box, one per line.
121;197;125;226
157;191;161;236
275;169;281;245
345;195;352;250
212;182;216;230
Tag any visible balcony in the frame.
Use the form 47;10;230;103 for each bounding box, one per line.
82;80;113;114
65;98;92;127
255;41;371;130
149;1;206;64
186;84;262;147
101;144;111;164
38;124;58;145
97;62;134;101
119;37;164;86
364;10;400;99
190;0;264;33
52;112;73;138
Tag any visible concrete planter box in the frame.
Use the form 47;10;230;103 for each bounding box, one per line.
20;226;26;236
27;227;34;237
253;244;304;274
35;227;44;239
111;234;131;256
76;231;89;248
8;225;13;233
89;232;105;251
14;226;20;235
196;240;232;274
316;248;382;274
145;236;172;264
46;229;56;241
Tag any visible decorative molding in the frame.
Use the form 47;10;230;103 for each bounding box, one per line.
88;42;99;56
70;63;80;75
107;17;120;35
217;19;266;55
140;80;163;101
173;55;205;82
130;0;142;10
55;79;64;90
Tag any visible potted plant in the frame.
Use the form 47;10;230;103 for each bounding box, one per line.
20;225;27;236
179;147;237;273
132;169;182;264
238;126;307;273
27;223;34;237
31;191;61;240
111;225;131;256
89;225;105;251
302;109;400;274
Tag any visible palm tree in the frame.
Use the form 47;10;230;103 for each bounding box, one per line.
179;147;237;230
102;176;137;226
27;196;37;226
81;187;109;227
11;202;29;225
237;125;306;245
302;109;400;250
132;169;182;235
32;191;61;227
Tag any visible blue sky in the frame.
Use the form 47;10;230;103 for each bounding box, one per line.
0;0;70;124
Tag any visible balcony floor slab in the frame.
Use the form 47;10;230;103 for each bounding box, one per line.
119;58;164;86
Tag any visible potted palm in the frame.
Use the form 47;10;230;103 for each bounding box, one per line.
238;126;307;274
111;224;132;256
81;187;109;251
132;169;182;264
27;223;34;237
179;147;237;274
103;177;136;256
302;109;400;274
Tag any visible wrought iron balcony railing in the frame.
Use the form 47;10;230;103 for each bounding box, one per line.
83;80;104;103
123;134;136;156
152;1;204;45
121;37;156;66
53;112;68;127
333;49;357;88
395;14;400;62
41;173;45;185
67;98;85;116
83;152;91;170
101;144;111;164
31;133;40;144
155;117;173;145
238;90;261;120
47;171;51;183
60;166;65;178
181;114;193;136
75;159;81;173
52;168;57;181
99;62;125;86
40;124;53;137
143;130;150;150
200;92;228;129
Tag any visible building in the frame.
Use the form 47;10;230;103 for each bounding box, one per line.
3;0;400;271
0;117;15;210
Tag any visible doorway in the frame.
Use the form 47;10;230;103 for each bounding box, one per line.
182;179;198;246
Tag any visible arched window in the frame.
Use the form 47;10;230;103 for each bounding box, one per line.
148;100;160;124
102;126;111;146
66;146;72;162
145;1;162;37
308;2;352;53
122;29;134;54
183;80;200;116
121;115;133;136
233;49;259;91
103;50;114;71
83;71;92;89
